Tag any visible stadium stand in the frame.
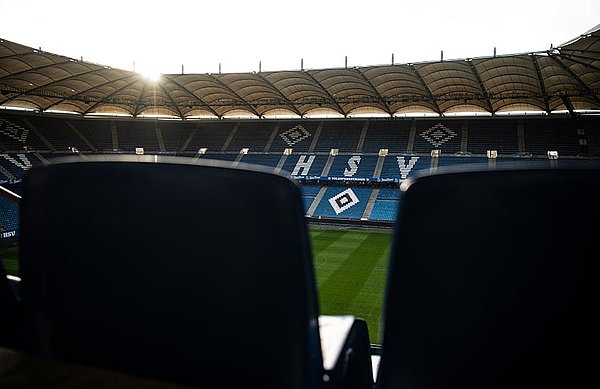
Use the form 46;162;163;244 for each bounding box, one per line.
522;118;581;156
312;186;373;221
115;120;162;153
376;167;600;389
239;152;284;170
466;118;519;155
413;120;462;154
326;155;379;180
15;156;373;389
225;121;276;152
1;109;600;230
313;121;364;153
270;122;320;153
182;121;234;153
361;120;412;154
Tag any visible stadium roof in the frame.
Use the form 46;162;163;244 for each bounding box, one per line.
1;25;599;119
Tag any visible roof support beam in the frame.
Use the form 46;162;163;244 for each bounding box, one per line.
354;68;393;116
83;78;141;115
304;72;346;116
468;61;494;114
556;53;600;72
162;76;221;118
133;81;151;117
0;59;73;81
0;67;119;108
207;74;261;117
561;96;577;118
551;55;600;106
531;55;551;114
255;73;303;117
38;72;134;112
409;65;442;115
157;82;184;119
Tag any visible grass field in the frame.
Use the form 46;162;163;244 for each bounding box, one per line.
1;228;391;344
310;228;391;344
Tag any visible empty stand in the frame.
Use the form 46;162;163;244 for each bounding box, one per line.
377;167;600;389
226;121;276;152
17;155;372;389
155;121;194;152
311;186;373;220
115;121;161;152
327;155;378;180
282;154;329;178
72;118;114;152
412;120;462;154
523;118;581;156
467;118;519;155
368;188;400;222
183;122;235;153
271;122;321;153
379;155;430;182
361;120;411;154
0;114;48;152
313;121;363;153
238;153;283;169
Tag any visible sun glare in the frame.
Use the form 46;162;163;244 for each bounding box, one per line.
141;71;161;82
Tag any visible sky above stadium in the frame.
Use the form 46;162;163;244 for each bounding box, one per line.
1;0;599;79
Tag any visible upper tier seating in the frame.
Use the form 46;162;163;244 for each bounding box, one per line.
377;167;600;389
0;111;597;158
17;155;373;389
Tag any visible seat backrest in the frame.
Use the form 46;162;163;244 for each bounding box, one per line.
377;167;600;389
0;258;21;349
19;155;322;389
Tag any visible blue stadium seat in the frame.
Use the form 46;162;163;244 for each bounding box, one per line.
377;167;600;389
17;155;372;388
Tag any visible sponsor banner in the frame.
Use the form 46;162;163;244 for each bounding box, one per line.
291;175;402;183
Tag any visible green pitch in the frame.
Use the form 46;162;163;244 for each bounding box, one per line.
1;227;392;344
310;228;392;345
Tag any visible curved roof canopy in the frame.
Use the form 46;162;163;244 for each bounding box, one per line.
1;25;599;119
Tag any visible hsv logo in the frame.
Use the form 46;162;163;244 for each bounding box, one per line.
292;155;315;176
343;156;361;177
280;125;311;146
420;123;456;147
397;156;419;179
328;188;360;215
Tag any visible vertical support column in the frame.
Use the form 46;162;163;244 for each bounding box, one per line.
275;153;288;174
220;123;239;153
517;119;526;155
179;128;197;153
460;120;469;154
111;121;118;151
355;120;369;153
321;154;335;177
361;189;380;221
372;155;385;179
407;120;417;153
156;127;165;152
263;123;280;153
308;122;323;153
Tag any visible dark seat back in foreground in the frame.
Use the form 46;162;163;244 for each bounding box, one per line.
18;156;323;388
377;168;600;389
